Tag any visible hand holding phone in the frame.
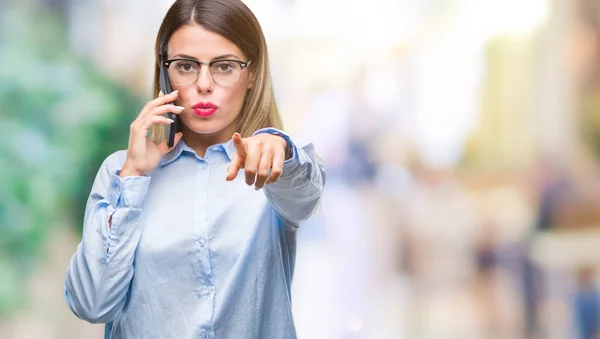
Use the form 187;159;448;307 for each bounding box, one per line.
118;67;184;178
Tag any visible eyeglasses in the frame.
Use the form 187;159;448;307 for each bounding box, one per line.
164;58;251;87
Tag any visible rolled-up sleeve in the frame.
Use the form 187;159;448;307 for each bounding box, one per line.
64;151;150;323
253;128;326;227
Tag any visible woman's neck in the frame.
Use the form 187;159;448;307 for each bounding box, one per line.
180;124;235;158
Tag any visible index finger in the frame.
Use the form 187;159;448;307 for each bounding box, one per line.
232;133;247;156
150;90;179;107
140;90;180;118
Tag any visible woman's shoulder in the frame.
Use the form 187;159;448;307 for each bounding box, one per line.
89;150;129;192
99;149;128;174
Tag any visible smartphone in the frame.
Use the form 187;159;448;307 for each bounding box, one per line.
159;62;178;148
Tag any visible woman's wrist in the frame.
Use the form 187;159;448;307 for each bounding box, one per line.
119;165;145;178
265;131;292;160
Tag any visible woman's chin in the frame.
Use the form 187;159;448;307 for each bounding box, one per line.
184;121;233;138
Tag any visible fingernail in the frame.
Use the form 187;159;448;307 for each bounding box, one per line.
175;106;185;110
159;90;164;96
172;90;179;94
166;118;174;123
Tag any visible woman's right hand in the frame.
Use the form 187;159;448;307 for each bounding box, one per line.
120;90;184;178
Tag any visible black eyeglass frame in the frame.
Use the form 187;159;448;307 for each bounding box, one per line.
163;57;252;87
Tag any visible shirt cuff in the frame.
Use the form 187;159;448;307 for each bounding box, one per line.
108;171;151;208
252;128;298;166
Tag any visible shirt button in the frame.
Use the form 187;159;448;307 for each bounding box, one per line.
198;237;207;247
201;286;214;297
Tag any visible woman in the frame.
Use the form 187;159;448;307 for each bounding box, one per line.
64;1;325;338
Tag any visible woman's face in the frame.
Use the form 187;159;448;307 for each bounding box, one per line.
167;24;252;142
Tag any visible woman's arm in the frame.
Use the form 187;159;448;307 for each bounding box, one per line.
64;151;150;323
255;128;326;226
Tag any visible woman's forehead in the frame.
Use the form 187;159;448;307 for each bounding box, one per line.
167;24;245;60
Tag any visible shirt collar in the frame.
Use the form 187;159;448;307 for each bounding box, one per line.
159;138;236;167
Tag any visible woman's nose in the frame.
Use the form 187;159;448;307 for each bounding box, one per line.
196;66;214;94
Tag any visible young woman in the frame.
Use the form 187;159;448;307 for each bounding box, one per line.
64;1;325;338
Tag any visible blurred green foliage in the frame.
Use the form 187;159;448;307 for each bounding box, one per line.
0;4;143;317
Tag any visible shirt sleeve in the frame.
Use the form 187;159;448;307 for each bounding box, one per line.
64;151;150;323
253;128;326;228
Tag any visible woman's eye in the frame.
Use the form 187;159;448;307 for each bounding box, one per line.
177;62;194;72
213;62;234;73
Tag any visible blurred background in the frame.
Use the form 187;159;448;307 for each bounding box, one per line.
2;0;600;338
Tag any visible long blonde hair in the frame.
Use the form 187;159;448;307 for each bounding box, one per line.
149;0;283;143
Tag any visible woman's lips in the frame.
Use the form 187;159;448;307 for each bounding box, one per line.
192;102;219;117
193;108;217;117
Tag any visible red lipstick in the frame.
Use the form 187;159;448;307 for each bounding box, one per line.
192;101;219;117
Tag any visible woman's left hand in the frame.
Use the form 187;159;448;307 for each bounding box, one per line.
226;133;288;189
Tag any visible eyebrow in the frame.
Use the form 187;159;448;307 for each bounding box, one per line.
170;53;241;61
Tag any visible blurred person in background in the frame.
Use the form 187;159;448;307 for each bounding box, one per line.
473;220;501;335
62;1;325;338
573;267;600;339
522;158;570;338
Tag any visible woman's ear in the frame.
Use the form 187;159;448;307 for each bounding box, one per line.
247;71;255;89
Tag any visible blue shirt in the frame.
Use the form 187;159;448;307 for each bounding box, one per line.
64;128;326;339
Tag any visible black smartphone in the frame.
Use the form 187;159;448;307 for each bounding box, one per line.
159;62;178;148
